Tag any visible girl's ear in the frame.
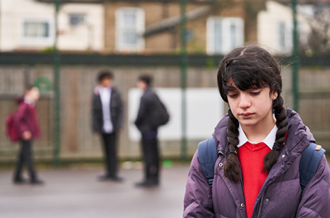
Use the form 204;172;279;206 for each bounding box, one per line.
271;91;278;100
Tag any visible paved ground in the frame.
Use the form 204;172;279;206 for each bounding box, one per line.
0;164;190;218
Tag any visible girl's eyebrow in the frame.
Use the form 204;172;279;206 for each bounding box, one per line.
226;85;237;92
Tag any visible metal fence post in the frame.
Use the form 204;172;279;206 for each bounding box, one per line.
180;0;187;162
53;0;61;166
291;0;299;112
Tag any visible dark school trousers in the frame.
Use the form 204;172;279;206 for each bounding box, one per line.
14;140;37;180
101;132;118;176
141;135;160;182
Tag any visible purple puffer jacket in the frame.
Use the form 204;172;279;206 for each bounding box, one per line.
184;109;330;218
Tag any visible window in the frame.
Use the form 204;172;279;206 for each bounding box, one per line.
276;21;292;53
115;8;145;52
69;14;85;27
24;22;49;38
207;17;244;55
276;21;307;54
21;18;54;46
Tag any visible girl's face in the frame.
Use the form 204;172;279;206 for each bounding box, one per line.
226;78;277;129
26;87;40;102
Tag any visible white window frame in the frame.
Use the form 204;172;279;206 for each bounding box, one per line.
207;17;244;55
115;7;145;52
69;13;86;27
276;21;292;54
20;17;55;47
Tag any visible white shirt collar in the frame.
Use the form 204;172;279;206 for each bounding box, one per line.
94;85;112;95
100;86;109;92
237;123;278;150
100;85;111;90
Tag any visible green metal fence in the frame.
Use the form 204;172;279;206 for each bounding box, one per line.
1;53;330;164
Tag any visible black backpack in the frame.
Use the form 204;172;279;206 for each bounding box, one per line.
198;137;325;192
151;93;170;128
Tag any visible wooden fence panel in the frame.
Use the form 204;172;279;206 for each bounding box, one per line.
0;65;329;162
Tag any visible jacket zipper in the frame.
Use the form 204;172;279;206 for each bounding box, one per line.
237;157;247;218
218;151;226;157
218;151;247;218
257;194;264;218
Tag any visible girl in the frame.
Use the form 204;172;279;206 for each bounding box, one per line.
13;85;44;185
183;45;330;217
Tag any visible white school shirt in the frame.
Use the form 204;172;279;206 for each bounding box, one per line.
99;87;113;133
237;123;278;149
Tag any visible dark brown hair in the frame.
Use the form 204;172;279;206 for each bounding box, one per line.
25;84;35;92
138;75;152;86
97;70;113;82
217;45;288;182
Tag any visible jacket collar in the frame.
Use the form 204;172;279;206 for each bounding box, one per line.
144;87;152;93
212;108;315;156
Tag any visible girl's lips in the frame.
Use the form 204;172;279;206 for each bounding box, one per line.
240;113;254;118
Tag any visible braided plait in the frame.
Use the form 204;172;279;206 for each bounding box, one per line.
224;109;241;183
263;96;288;173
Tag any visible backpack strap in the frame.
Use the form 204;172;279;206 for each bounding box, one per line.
299;142;326;192
198;137;218;188
197;139;326;192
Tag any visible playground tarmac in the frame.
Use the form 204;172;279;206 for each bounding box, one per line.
0;164;190;218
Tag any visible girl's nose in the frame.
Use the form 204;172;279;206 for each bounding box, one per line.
239;95;251;109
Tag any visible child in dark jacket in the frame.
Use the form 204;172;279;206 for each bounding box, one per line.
183;45;330;217
13;85;43;185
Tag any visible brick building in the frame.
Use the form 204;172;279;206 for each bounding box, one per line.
38;0;266;54
103;0;266;54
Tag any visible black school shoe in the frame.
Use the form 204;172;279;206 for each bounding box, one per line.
30;179;44;185
135;180;159;187
13;177;28;184
98;175;123;182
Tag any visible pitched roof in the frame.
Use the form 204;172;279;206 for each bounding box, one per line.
144;6;212;37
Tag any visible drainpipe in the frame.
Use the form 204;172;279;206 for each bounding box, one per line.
53;0;61;166
180;0;187;162
291;0;299;112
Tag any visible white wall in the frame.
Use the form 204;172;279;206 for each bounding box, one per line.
0;0;54;51
128;88;224;141
257;1;310;55
58;4;104;51
0;0;104;51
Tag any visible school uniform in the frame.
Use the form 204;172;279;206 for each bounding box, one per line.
134;87;160;186
92;86;123;180
13;97;42;183
184;109;330;218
